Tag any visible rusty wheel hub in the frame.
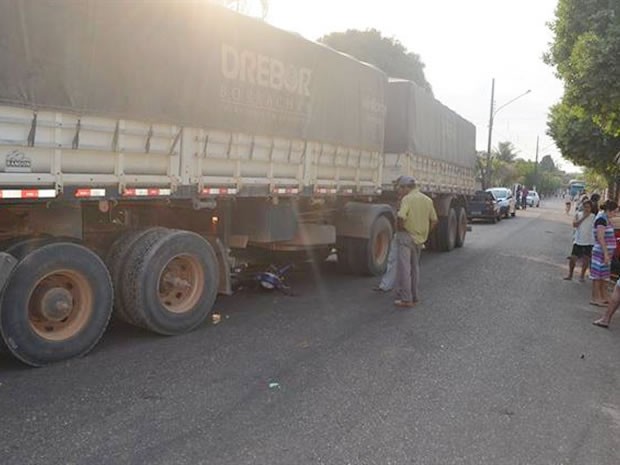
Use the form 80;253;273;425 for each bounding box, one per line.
39;288;74;322
28;270;93;341
158;255;205;314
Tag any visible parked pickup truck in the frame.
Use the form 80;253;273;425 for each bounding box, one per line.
468;191;501;223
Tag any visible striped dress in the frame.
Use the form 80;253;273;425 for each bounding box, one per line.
590;212;616;280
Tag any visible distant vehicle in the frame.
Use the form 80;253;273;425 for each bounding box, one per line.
568;180;585;198
526;191;541;207
469;190;501;223
486;187;516;218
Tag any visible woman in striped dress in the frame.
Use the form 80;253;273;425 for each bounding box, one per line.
590;200;618;306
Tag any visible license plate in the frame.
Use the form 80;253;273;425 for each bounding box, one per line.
472;211;481;215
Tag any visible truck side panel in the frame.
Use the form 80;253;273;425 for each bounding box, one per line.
384;79;476;168
0;0;386;154
0;105;382;196
382;79;476;194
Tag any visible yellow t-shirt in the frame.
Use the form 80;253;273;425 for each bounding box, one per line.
398;189;438;245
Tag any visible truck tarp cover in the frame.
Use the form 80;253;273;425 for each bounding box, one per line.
0;0;386;152
384;80;476;167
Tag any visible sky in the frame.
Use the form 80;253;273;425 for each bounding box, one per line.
260;0;577;172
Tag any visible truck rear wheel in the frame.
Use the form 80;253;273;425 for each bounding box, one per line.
455;207;467;248
365;215;393;276
106;228;165;325
337;215;393;276
0;237;58;356
0;242;113;366
438;207;458;252
121;230;219;335
0;252;16;355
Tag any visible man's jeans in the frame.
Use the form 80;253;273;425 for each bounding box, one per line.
395;231;422;303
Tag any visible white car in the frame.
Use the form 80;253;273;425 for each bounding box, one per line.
526;191;540;207
486;187;516;218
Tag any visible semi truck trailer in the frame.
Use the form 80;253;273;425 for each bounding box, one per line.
0;0;476;366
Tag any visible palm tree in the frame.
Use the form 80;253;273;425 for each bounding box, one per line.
493;141;518;163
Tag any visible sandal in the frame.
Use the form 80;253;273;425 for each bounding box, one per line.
563;276;572;281
589;301;608;307
592;319;609;328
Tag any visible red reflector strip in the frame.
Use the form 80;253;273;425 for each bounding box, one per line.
315;187;338;195
201;187;238;196
273;187;299;195
123;188;171;197
75;188;106;198
0;189;56;199
341;188;354;195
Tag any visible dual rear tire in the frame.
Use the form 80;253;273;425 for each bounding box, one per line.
455;207;467;248
111;228;219;335
438;206;466;251
339;205;466;271
0;228;219;366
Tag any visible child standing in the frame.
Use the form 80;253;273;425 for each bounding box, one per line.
564;200;595;282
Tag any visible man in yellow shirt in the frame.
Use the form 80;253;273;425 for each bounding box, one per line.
395;176;438;308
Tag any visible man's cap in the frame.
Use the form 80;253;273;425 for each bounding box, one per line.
397;176;416;187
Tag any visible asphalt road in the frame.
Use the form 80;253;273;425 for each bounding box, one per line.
1;199;619;465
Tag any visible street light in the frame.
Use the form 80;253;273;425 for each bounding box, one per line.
484;79;531;189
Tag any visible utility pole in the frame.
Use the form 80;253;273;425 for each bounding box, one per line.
534;135;539;191
482;80;530;190
485;78;495;190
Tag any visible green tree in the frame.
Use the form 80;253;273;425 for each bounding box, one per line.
539;155;557;172
318;29;432;93
547;101;620;197
474;151;487;188
492;159;518;187
514;159;537;188
475;147;523;188
545;0;620;136
583;167;608;193
493;141;518;163
537;172;564;196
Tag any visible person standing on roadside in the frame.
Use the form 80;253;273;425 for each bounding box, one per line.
575;195;589;214
394;176;438;308
521;186;529;210
589;200;618;307
564;200;595;282
373;177;407;293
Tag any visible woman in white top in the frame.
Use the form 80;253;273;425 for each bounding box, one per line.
564;200;595;281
